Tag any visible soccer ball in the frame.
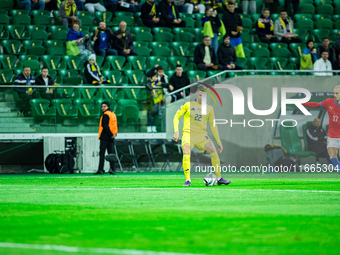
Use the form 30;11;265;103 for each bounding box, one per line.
203;173;218;186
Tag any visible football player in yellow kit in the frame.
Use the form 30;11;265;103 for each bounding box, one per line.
173;85;231;186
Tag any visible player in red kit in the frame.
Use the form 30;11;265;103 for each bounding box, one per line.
303;85;340;173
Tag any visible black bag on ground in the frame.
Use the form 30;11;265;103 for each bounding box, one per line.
45;152;75;174
264;144;287;166
274;154;301;169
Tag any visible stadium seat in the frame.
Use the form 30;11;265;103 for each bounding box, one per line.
7;25;31;40
76;85;102;100
236;57;248;68
102;70;123;84
0;14;10;26
298;4;315;15
112;16;135;27
41;55;67;71
243;47;252;58
133;41;149;48
293;14;313;22
289;43;306;57
295;18;314;31
121;84;147;102
78;11;92;17
242;18;253;30
269;42;288;51
316;19;333;30
135;31;153;43
31;10;51;17
316;5;334;15
49;25;68;34
23;40;45;55
63;56;83;70
73;99;101;124
134;46;151;57
0;55;17;69
271;13;280;21
145;60;168;71
52;10;61;25
133;27;151;34
248;57;269;69
312;29;332;43
241;29;252;44
154;32;173;42
335;7;340;15
249;42;268;51
271;47;291;58
334;20;340;29
10;10;29;16
1;39;26;55
49;30;68;41
171;41;190;57
79;16;94;27
31;30;48;40
126;56;147;71
0;69;13;84
106;56;129;70
174;32;194;42
293;28;309;43
280;121;317;158
47;45;66;56
314;14;333;21
152;27;171;34
52;99;79;126
151;47;171;57
268;57;296;71
63;76;82;85
194;13;203;28
124;70;145;85
117;99;140;126
33;15;51;26
0;25;9;39
94;11;113;25
45;40;65;48
30;99;56;124
79;27;91;37
187;70;206;82
168;56;187;69
193;28;204;42
182;17;195;28
251;47;270;58
146;56;168;68
58;70;79;78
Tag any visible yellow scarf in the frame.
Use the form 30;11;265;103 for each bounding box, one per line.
149;3;157;18
172;5;177;20
65;1;76;17
279;17;292;34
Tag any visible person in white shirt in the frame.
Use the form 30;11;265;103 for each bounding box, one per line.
313;51;333;76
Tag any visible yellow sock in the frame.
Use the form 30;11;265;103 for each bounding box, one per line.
183;154;191;181
210;151;221;178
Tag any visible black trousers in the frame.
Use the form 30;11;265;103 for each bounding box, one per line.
142;19;166;29
285;0;300;15
98;139;115;171
280;37;303;44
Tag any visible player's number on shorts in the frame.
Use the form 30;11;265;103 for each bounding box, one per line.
194;114;202;121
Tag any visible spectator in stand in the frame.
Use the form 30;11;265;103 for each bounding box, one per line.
112;21;137;57
335;33;340;71
92;21;118;59
317;37;337;70
19;0;45;12
45;0;60;11
173;0;191;13
141;0;166;28
14;67;39;117
84;54;110;85
202;0;225;14
284;0;299;16
186;0;205;14
59;0;82;27
159;0;186;28
147;65;169;83
75;0;85;11
67;22;92;63
274;10;302;44
35;67;56;101
84;0;106;15
102;0;117;14
117;0;141;15
169;65;190;102
255;8;278;44
241;0;256;15
313;51;333;76
217;35;243;70
194;36;223;71
202;7;224;56
300;40;317;71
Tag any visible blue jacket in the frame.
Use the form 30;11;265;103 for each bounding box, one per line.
67;28;85;41
14;73;36;93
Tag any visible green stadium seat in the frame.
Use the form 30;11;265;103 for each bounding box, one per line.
243;47;252;58
316;19;333;30
314;14;332;21
22;40;43;48
78;11;92;17
187;70;206;82
76;85;103;100
45;40;65;48
268;57;296;71
63;76;82;85
289;43;305;57
314;0;332;5
116;11;135;17
151;47;171;57
182;17;195;28
294;14;313;22
135;31;153;42
73;99;101;124
173;27;192;34
58;70;79;78
0;55;17;69
134;46;151;57
94;11;113;25
171;41;190;57
168;56;187;69
269;42;288;51
0;69;13;84
18;55;40;63
152;27;171;34
127;56;147;71
19;60;40;72
7;25;31;40
121;84;147;102
150;42;169;50
117;99;140;126
194;13;203;28
93;55;110;71
271;13;280;21
280;121;317;158
334;20;340;29
124;70;145;85
52;99;79;125
295;18;314;31
31;30;48;40
102;70;123;84
10;10;29;16
106;56;129;70
12;14;31;25
236;58;248;68
146;56;167;68
242;18;253;30
333;15;340;21
47;45;66;56
312;29;332;43
111;26;131;33
79;26;91;37
49;30;68;41
270;48;291;58
294;28;309;42
0;25;9;39
154;32;173;42
251;13;261;22
23;40;45;55
316;5;334;15
132;27;151;34
98;85;124;101
193;28;204;42
249;42;268;51
174;32;194;42
289;57;300;68
33;15;51;26
335;7;340;15
251;47;270;57
298;4;315;15
31;10;51;17
145;60;168;71
41;55;67;71
1;39;26;55
79;16;94;26
0;14;10;26
248;57;268;69
30;99;57;124
49;25;68;34
133;41;149;48
335;0;340;8
63;56;82;70
52;10;61;25
112;16;135;27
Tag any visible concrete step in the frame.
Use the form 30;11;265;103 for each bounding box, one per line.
0;102;16;108
0;117;34;124
0;112;18;117
0;127;36;133
0;108;11;113
0;123;31;128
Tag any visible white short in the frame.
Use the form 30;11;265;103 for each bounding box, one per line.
327;137;340;149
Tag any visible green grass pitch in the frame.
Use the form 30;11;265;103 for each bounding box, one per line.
0;172;339;255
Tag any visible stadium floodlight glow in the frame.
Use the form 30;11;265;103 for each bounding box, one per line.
200;84;312;116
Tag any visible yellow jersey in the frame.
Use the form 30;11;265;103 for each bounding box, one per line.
173;100;221;144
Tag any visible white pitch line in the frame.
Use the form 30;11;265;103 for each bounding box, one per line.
0;242;207;255
0;187;339;193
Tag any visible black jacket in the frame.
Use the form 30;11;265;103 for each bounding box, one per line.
222;10;242;38
217;43;237;66
141;1;160;21
306;126;327;155
35;75;54;94
92;28;115;53
316;45;337;65
14;73;36;93
112;29;134;52
100;110;114;141
159;0;180;23
194;43;217;65
255;14;274;37
146;67;167;83
169;72;190;99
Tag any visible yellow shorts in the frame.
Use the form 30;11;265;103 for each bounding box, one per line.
181;132;212;152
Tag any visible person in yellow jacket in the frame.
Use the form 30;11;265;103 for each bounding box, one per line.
95;101;118;175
